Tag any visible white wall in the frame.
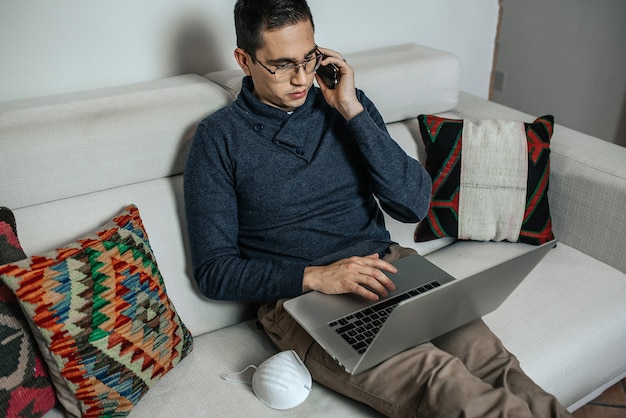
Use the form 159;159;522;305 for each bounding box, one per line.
492;0;626;146
0;0;499;102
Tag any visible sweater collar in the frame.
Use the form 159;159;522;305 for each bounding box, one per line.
237;76;327;161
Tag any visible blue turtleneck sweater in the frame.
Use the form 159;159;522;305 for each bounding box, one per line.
183;77;431;302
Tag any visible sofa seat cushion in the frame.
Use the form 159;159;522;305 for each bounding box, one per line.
41;240;626;417
43;321;382;417
425;241;626;410
101;321;380;417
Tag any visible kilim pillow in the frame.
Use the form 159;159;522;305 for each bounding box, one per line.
415;114;555;245
0;207;56;418
0;204;193;418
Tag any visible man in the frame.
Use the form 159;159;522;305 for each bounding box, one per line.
184;0;571;416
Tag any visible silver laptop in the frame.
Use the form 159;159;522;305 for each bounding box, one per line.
284;240;556;375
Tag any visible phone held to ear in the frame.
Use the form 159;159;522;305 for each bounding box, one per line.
317;61;339;89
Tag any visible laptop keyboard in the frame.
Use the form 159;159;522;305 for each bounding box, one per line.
328;280;442;354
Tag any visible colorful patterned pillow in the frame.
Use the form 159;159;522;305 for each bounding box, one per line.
415;114;555;245
0;205;193;417
1;207;57;418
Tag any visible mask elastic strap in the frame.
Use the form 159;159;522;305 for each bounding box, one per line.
222;365;257;385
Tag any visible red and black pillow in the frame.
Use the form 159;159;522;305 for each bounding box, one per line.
0;207;56;417
415;114;555;245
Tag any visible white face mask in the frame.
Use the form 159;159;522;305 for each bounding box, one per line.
223;350;312;410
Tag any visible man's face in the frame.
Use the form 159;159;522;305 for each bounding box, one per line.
240;20;317;112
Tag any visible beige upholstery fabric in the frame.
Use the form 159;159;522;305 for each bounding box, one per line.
0;75;231;210
1;44;623;416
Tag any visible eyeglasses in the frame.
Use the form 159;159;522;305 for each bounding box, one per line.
246;49;323;83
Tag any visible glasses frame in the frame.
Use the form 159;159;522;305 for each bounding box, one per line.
245;48;323;83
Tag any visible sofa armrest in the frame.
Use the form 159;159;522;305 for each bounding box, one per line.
453;92;626;273
548;124;626;273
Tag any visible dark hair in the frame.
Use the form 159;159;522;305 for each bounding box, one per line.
234;0;314;54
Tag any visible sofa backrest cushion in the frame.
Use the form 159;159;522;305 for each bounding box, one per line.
205;43;461;124
0;75;231;210
346;43;460;122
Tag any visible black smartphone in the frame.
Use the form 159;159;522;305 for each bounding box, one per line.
317;62;339;89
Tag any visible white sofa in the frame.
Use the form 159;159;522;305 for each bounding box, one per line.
1;44;624;417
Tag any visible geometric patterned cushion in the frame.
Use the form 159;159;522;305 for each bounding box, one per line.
0;206;57;418
415;114;555;245
0;205;193;417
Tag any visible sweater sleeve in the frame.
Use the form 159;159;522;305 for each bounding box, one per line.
183;121;306;302
346;91;432;223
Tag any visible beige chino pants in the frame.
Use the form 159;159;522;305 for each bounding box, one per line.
258;245;571;418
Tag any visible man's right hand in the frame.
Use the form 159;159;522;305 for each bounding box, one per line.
302;254;397;301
